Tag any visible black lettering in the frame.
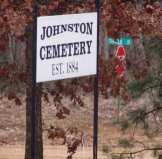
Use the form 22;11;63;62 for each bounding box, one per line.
52;45;60;58
46;45;52;59
86;22;93;35
68;24;73;32
80;41;86;55
46;26;53;38
53;25;60;36
86;41;92;54
80;23;86;34
41;27;46;40
61;44;67;57
73;23;80;33
73;42;80;55
61;24;67;33
67;43;73;56
40;46;46;60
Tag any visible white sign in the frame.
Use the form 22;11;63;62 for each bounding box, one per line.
36;12;97;83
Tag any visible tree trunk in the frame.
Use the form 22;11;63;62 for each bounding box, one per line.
99;24;108;58
25;24;43;159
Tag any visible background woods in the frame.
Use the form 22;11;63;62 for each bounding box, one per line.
0;0;161;102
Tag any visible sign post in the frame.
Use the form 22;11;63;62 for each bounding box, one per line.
31;1;39;159
93;1;100;159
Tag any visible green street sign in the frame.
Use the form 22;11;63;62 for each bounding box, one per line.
108;37;133;46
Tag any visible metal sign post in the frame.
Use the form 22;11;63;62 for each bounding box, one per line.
31;1;39;159
93;1;100;159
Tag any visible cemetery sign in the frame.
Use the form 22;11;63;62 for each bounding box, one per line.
36;12;97;83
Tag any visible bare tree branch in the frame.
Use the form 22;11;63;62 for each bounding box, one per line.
113;147;162;156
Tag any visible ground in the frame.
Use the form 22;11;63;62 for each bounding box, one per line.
0;92;162;159
0;145;107;159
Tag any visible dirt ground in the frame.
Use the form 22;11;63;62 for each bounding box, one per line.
0;93;162;159
0;145;159;159
0;145;107;159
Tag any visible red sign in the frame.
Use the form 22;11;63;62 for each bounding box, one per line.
115;64;126;77
115;46;126;60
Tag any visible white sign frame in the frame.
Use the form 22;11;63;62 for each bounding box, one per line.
36;12;97;83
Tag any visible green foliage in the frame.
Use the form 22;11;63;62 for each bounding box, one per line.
127;107;151;130
118;139;134;148
0;79;9;93
143;37;162;58
128;80;144;96
102;145;109;154
0;54;8;64
143;37;162;76
128;75;156;97
112;155;123;159
119;119;130;132
160;63;162;73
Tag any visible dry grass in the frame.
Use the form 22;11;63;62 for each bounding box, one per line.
0;145;107;159
1;93;162;159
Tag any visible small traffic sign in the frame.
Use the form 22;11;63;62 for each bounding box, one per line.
108;37;133;46
115;46;126;60
115;64;126;77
